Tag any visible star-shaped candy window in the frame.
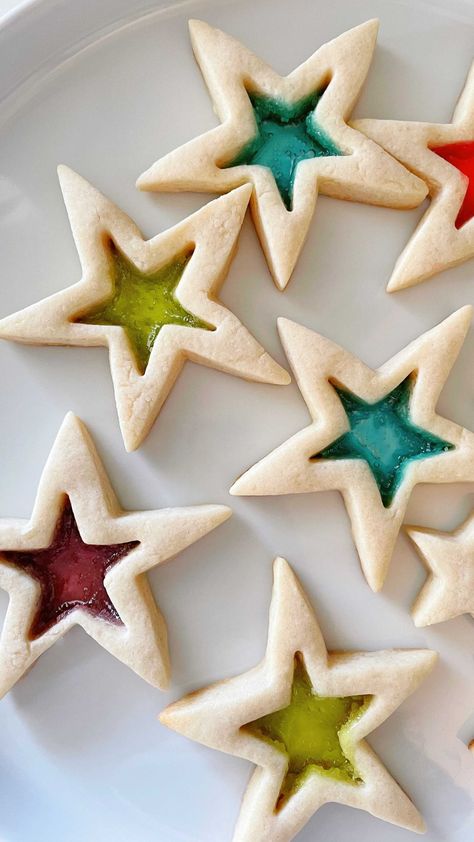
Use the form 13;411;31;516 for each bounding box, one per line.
77;244;215;374
430;141;474;229
1;497;139;639
243;655;370;810
312;375;454;508
225;91;343;210
160;558;436;839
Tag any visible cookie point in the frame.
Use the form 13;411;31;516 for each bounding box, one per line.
122;428;142;452
348;17;379;47
273;268;292;291
411;648;438;674
276;316;297;337
424;649;438;667
369;17;380;28
365;569;384;593
217;183;252;215
413;817;427;835
411;613;428;629
273;556;299;594
440;304;473;336
136;170;154;191
228;474;248;496
57;163;77;191
233;182;253;203
361;17;379;34
60;411;84;435
273;556;290;575
188;18;212;41
159;701;184;731
386;261;421;292
275;367;292;386
57;163;82;186
456;303;473;321
213;505;233;525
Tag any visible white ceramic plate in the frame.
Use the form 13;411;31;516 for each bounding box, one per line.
0;0;473;840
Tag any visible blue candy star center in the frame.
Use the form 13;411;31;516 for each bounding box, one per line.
224;91;343;210
311;375;454;507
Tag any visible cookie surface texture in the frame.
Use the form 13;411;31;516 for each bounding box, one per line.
406;511;474;626
353;62;474;290
137;19;427;289
231;307;474;591
0;167;289;451
160;557;436;842
0;413;231;697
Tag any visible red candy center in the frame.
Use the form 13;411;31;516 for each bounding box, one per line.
1;499;139;639
431;141;474;228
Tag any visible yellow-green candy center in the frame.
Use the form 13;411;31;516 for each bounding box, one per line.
243;657;370;809
77;244;215;373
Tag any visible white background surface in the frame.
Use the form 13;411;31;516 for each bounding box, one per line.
0;0;473;840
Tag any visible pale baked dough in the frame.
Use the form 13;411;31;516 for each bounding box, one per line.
161;557;436;842
352;62;474;290
406;511;474;626
0;167;289;451
231;307;474;591
137;19;427;290
0;412;231;698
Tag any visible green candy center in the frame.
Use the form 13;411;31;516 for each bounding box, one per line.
243;656;370;809
77;244;215;374
312;375;454;507
224;91;343;210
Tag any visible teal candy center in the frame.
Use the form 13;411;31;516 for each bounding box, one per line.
77;244;215;374
242;656;370;810
224;91;343;210
311;375;454;508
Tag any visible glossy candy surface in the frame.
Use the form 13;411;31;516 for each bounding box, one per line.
243;656;370;808
78;245;214;373
431;140;474;229
225;92;342;210
312;376;454;507
1;499;139;639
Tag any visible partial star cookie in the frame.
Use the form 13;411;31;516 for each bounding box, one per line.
0;412;231;699
406;511;474;626
137;19;426;290
231;307;474;591
0;167;289;451
353;62;474;290
161;557;436;842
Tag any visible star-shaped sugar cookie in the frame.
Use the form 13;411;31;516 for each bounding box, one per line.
160;557;436;842
0;167;289;451
353;63;474;290
231;307;474;591
0;412;231;698
406;511;474;626
137;19;427;290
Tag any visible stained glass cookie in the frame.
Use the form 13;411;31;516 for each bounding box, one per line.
231;307;474;591
160;558;436;841
406;510;474;626
0;167;289;451
353;62;474;290
0;412;231;698
137;19;427;290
